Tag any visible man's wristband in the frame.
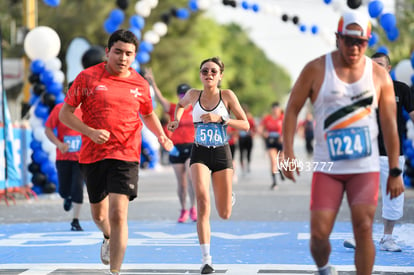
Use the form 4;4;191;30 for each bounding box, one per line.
389;167;402;177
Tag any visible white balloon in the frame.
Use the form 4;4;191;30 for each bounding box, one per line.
41;138;56;154
53;70;65;83
48;149;56;163
29;115;43;129
153;22;168;37
135;1;151;17
45;57;62;71
24;26;61;60
395;59;414;87
143;31;160;44
33;127;47;142
197;0;210;10
144;0;158;9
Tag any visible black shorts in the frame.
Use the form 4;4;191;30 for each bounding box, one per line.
56;160;84;203
190;143;233;172
265;137;283;151
169;143;192;164
80;159;139;203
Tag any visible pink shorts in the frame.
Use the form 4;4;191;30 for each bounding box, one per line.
310;172;379;211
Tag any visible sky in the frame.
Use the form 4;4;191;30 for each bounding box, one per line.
206;0;395;83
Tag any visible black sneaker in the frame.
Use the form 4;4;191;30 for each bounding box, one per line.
201;264;215;274
71;219;83;231
270;181;277;190
63;197;72;211
279;169;285;181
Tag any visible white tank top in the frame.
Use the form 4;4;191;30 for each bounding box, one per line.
312;53;379;174
192;90;230;147
192;90;229;123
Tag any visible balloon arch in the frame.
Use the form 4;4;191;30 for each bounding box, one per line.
24;0;414;194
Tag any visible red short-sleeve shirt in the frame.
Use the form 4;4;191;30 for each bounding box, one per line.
45;102;83;161
65;63;153;164
167;103;195;144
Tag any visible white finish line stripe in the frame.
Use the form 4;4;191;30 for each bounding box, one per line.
1;264;414;274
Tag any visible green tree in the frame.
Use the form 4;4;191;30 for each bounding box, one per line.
1;0;291;116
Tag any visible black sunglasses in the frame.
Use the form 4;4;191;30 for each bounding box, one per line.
339;35;368;47
200;68;219;76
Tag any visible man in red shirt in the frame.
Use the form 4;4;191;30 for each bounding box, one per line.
59;29;173;275
45;102;84;231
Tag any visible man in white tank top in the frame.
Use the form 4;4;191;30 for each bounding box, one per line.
282;11;404;275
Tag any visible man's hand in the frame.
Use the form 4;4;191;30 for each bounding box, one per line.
167;120;179;132
88;129;110;144
158;135;174;151
387;176;404;199
57;142;70;154
281;154;300;182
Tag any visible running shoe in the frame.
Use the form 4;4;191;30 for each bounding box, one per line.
63;197;72;212
379;237;402;252
279;169;285;181
200;263;215;274
70;219;83;231
270;181;277;190
343;238;356;249
189;207;197;222
201;256;214;274
177;209;189;223
101;238;110;265
231;192;236;206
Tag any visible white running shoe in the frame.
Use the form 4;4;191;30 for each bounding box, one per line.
379;237;402;252
343;238;356;249
231;192;236;206
101;238;110;265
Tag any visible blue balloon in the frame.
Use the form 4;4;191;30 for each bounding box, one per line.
299;25;307;32
33;150;49;165
139;41;154;53
29;93;40;106
30;139;42;151
376;45;388;55
109;8;125;25
103;19;118;34
403;139;412;152
410;52;414;68
43;0;60;7
188;0;198;12
176;8;190;20
323;0;332;4
252;4;260;12
131;60;140;72
34;103;50;120
368;0;383;18
32;185;43;194
390;69;396;80
40;161;56;177
55;92;65;104
137;51;150;64
129;15;145;30
380;13;396;32
129;27;141;40
30;60;45;74
311;25;319;35
386;27;399;42
40;70;54;85
47;82;63;95
368;32;378;47
241;1;249;9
